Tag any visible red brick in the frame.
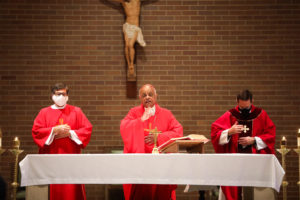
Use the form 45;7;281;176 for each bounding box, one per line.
0;0;300;199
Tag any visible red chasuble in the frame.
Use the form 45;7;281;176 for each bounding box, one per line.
32;104;92;200
120;104;183;200
211;105;275;200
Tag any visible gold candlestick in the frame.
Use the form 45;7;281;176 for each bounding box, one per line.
9;137;24;200
144;123;162;154
0;148;5;155
277;136;290;200
293;128;300;200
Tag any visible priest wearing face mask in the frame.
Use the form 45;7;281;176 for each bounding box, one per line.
120;84;183;200
211;89;276;200
32;83;92;200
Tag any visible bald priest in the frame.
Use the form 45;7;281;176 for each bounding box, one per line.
120;84;183;200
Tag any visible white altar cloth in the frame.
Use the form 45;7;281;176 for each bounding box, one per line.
19;153;284;192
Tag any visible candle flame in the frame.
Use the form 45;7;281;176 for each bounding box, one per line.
13;136;20;149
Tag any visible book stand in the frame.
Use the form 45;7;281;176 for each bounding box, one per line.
160;140;206;153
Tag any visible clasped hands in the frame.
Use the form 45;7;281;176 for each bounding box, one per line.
228;121;255;146
53;124;71;139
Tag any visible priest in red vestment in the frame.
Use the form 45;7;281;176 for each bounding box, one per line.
32;83;92;200
211;90;276;200
120;84;183;200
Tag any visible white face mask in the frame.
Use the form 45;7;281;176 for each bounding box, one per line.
52;95;68;107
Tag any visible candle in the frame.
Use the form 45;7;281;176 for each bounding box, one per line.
13;137;20;149
0;128;2;148
298;129;300;148
281;136;287;149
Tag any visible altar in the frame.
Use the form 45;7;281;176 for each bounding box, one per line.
19;153;284;199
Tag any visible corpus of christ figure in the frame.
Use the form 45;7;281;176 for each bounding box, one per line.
110;0;146;80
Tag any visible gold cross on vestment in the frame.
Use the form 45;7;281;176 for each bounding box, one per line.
144;123;162;154
242;125;250;133
59;118;64;125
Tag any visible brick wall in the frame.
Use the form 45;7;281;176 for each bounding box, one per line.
0;0;299;199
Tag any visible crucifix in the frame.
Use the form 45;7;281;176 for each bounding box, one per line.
144;123;161;154
107;0;147;98
242;125;250;133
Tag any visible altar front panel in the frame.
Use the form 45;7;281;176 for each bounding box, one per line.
19;153;284;192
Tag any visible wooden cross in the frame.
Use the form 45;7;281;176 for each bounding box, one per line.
242;125;250;133
144;123;161;154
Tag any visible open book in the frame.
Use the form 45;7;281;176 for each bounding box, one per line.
158;134;210;153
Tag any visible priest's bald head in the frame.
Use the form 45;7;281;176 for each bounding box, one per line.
139;84;157;108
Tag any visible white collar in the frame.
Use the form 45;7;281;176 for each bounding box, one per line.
51;104;67;110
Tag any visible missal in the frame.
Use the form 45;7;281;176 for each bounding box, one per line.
158;134;210;153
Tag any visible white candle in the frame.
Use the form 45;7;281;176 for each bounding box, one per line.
13;137;20;149
281;136;287;148
0;138;1;149
298;129;300;148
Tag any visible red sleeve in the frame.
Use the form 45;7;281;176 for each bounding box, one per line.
157;110;183;146
211;112;233;153
32;109;53;148
120;108;147;153
254;110;276;154
73;107;92;148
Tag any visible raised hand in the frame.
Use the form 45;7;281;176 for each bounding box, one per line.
228;121;244;136
141;107;153;122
